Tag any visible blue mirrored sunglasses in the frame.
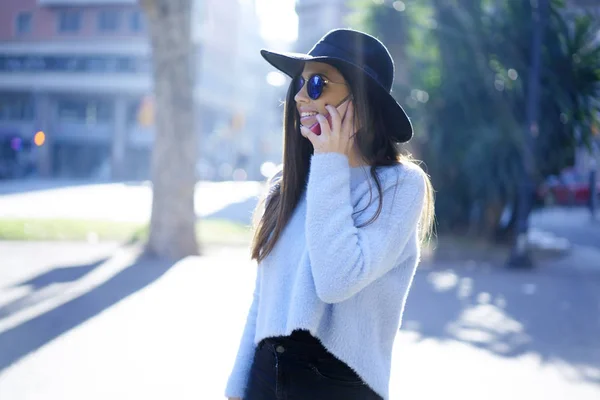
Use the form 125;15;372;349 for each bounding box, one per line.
294;74;347;100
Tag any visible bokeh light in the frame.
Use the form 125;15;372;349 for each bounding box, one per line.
392;1;406;12
34;131;46;146
10;137;22;151
260;161;278;178
266;71;287;87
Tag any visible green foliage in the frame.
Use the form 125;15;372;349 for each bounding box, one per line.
0;218;252;245
349;0;600;234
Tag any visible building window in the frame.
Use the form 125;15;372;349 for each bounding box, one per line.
98;10;120;32
57;99;113;124
129;11;145;32
15;12;32;35
57;10;81;33
0;55;147;74
0;94;35;121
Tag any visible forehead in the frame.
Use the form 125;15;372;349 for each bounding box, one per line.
301;61;344;80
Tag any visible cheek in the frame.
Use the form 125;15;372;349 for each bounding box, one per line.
313;100;328;115
319;89;348;110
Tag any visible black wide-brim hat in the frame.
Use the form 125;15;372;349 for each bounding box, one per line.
260;28;413;143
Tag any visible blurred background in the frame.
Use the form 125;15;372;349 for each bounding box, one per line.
0;0;599;399
0;0;290;182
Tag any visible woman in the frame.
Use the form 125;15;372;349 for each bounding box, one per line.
225;28;434;400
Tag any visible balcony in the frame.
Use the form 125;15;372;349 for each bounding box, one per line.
54;121;113;142
0;40;150;57
38;0;136;5
0;72;151;95
0;53;152;94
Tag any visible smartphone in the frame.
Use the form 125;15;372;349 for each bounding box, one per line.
309;95;352;135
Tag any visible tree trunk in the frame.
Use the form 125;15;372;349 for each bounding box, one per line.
140;0;199;259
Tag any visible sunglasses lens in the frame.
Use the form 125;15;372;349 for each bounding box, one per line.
307;75;325;100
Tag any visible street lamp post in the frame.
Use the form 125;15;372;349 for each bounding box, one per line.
590;151;598;219
507;0;550;268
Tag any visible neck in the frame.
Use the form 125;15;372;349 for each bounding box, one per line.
348;147;367;168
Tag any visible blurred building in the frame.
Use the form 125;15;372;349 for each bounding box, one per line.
0;0;282;181
0;0;153;179
196;0;285;181
294;0;349;53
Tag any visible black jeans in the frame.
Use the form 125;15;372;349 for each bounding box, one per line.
244;330;382;400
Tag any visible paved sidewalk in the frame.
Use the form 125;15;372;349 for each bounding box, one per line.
0;243;255;400
530;207;600;249
0;242;599;399
541;245;600;274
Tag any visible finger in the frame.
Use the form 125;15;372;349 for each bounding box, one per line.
300;125;308;138
315;114;331;138
325;104;342;136
300;125;317;144
341;100;355;137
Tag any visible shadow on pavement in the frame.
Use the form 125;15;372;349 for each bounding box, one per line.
0;251;175;372
0;258;109;319
403;261;600;385
203;196;259;226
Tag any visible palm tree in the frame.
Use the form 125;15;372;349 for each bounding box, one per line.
351;0;600;239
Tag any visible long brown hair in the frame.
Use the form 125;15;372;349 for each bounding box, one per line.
251;62;435;263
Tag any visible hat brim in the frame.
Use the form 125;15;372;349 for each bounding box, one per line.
260;49;413;143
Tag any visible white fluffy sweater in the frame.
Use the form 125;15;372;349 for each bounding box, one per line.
225;153;426;399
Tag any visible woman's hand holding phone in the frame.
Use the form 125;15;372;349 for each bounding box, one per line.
300;99;355;157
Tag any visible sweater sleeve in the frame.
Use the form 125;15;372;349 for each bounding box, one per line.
305;153;425;304
224;269;261;398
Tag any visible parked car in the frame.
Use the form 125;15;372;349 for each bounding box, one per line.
537;168;600;206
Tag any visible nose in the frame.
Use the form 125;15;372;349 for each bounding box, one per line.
294;81;309;104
